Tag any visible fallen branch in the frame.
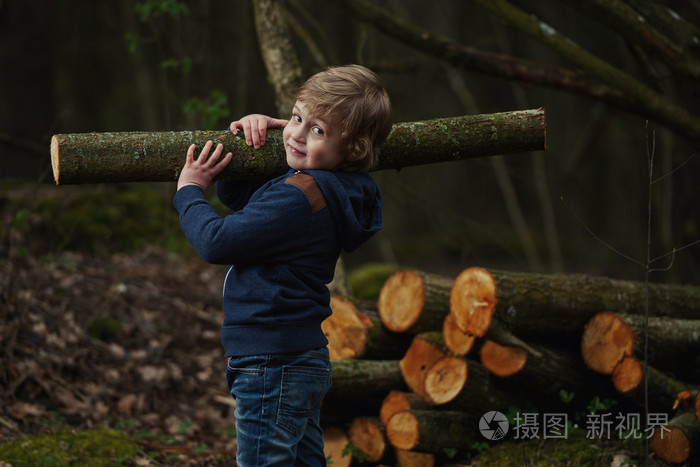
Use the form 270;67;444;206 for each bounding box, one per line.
50;109;545;184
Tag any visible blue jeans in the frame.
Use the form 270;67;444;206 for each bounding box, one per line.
226;348;332;466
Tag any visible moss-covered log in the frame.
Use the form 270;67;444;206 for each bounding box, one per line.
327;359;405;401
619;313;700;381
50;108;545;184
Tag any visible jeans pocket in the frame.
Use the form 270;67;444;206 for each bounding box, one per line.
226;360;265;399
277;366;331;436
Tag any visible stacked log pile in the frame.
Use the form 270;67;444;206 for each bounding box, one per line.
319;266;700;465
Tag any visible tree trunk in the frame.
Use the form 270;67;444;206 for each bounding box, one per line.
451;267;700;338
399;332;467;405
50;108;545;184
385;409;477;453
252;0;303;115
378;270;454;333
650;411;700;464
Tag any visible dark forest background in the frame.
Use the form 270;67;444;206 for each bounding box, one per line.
2;0;699;283
1;1;700;464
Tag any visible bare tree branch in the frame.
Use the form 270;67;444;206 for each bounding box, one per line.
557;0;700;84
473;0;700;147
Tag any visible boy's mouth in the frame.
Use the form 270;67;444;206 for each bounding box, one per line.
286;142;305;156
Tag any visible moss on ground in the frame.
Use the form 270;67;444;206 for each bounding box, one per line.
0;428;139;466
471;427;646;466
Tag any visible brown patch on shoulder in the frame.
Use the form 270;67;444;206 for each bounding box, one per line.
285;173;327;214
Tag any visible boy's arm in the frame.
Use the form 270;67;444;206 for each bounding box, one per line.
216;177;268;211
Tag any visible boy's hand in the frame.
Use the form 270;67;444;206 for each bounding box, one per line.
177;140;233;191
230;114;288;149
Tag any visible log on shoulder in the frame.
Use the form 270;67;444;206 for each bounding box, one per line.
50;108;545;184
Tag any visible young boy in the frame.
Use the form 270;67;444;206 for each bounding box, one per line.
173;64;392;466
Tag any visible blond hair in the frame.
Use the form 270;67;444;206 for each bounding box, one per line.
293;65;392;172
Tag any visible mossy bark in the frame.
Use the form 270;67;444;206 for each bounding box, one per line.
50;108;545;184
481;268;700;337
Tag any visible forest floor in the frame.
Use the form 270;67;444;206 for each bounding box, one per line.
0;182;686;466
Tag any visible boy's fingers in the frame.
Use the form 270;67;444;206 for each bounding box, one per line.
250;121;262;148
241;121;253;146
186;144;196;164
198;141;213;161
258;125;267;147
208;143;225;165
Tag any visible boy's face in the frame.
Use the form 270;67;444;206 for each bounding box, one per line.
283;101;344;171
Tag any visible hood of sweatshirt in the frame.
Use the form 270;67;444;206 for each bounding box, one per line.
306;169;382;252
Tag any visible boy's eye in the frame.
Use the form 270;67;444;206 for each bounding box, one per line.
312;126;324;135
293;114;302;123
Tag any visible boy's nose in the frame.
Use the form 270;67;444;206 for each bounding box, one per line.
290;125;306;142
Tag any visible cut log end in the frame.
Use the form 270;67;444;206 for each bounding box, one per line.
380;391;411;427
386;411;420;451
323;427;352;467
449;267;497;337
650;425;691;464
480;339;528;377
50;135;60;185
348;417;385;462
443;312;475;356
399;333;450;400
581;311;634;374
395;449;435;467
322;296;371;360
424;356;467;404
378;270;425;332
612;355;643;394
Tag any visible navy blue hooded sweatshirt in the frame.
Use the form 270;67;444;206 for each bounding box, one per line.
173;169;382;357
